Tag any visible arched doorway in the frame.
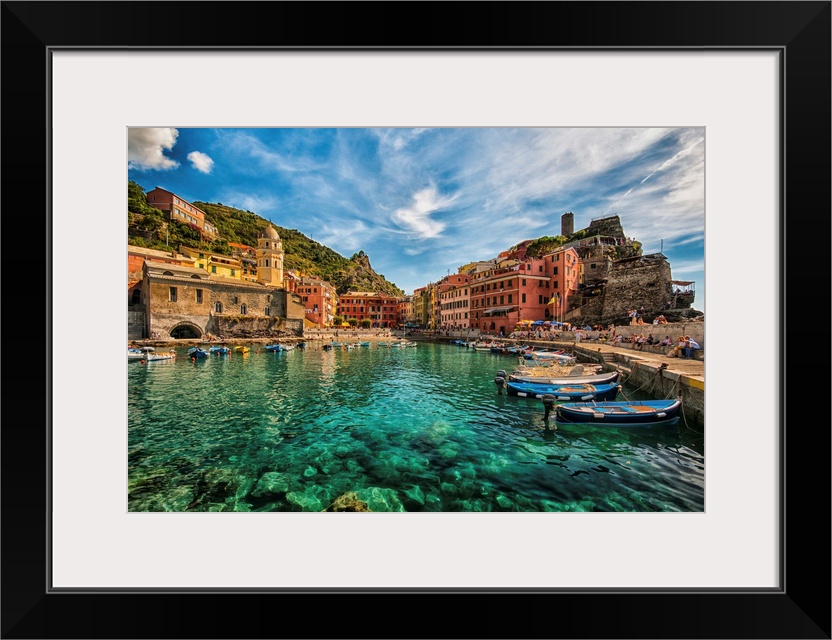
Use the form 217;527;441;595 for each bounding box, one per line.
168;323;203;339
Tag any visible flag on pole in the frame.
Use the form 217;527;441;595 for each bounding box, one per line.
548;294;556;305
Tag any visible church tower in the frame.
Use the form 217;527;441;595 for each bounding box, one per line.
256;224;284;287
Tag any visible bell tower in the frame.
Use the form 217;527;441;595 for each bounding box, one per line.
256;224;284;286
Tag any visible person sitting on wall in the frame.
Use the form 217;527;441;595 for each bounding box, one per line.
659;336;672;347
667;336;687;358
682;336;701;359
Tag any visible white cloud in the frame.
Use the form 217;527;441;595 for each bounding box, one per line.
316;220;376;253
391;186;456;239
127;128;179;170
188;151;214;174
640;136;704;184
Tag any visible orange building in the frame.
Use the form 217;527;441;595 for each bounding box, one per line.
338;291;400;328
468;246;580;335
286;273;336;327
146;187;217;238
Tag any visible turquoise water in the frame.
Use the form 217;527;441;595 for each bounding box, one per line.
128;342;704;512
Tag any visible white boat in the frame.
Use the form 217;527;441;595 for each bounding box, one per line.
501;364;619;386
128;346;155;362
143;350;176;363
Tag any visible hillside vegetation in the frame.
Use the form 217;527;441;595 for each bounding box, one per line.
127;181;404;296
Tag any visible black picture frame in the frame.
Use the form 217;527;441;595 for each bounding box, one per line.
2;2;829;638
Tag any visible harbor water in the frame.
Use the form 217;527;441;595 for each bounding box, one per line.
128;342;704;512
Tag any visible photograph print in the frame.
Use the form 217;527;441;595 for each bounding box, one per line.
127;126;705;513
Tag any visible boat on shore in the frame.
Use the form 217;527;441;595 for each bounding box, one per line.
555;398;682;428
506;381;620;401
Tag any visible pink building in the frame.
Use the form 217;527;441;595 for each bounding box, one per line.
468;246;580;335
438;273;472;329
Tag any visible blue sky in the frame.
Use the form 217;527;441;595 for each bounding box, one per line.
128;127;705;313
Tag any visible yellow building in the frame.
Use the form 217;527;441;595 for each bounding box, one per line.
179;246;243;280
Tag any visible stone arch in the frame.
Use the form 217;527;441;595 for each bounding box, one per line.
168;322;203;339
130;289;141;305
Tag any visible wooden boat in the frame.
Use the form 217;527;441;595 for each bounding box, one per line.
522;349;577;364
234;345;250;354
128;346;155;362
555;398;683;428
504;368;620;386
265;343;294;352
355;341;371;347
506;381;620;401
143;350;176;363
187;347;209;360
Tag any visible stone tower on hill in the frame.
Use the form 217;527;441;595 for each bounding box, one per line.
561;211;574;237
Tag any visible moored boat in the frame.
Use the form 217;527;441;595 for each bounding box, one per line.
209;345;230;355
504;368;620;386
555;398;683;428
522;349;577;364
234;345;250;354
506;381;620;401
143;349;176;363
129;346;155;362
187;347;209;360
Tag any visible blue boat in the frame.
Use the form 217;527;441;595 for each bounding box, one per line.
555;398;683;428
209;345;230;355
506;380;620;401
265;344;293;352
187;347;209;360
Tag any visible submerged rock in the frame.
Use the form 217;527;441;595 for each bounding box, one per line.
251;471;290;497
325;492;372;512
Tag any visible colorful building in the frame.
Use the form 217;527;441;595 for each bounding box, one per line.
337;291;400;328
467;246;580;335
286;273;336;327
438;273;472;330
145;187;217;238
179;246;243;280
